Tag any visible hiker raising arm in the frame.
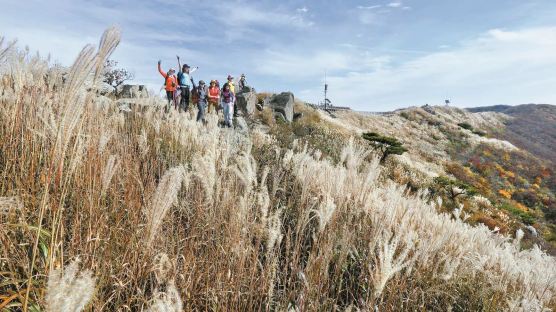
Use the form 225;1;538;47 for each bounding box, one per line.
158;60;177;111
176;55;199;113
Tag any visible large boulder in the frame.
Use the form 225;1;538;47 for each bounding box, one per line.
268;92;294;122
97;82;114;96
118;84;149;98
235;91;257;116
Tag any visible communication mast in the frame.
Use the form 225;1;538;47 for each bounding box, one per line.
324;71;329;110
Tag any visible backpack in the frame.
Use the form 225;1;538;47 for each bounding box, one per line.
176;72;183;86
177;72;188;86
163;74;176;88
191;87;199;103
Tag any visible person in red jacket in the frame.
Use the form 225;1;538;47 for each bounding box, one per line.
158;60;177;112
208;80;220;114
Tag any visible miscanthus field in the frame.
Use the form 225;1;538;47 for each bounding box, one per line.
1;27;555;311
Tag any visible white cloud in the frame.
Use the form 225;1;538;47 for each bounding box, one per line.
294;27;556;110
357;5;382;10
254;48;390;78
297;6;309;13
216;3;313;29
388;2;403;8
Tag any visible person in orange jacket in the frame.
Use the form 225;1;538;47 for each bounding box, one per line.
158;60;177;111
208;80;220;114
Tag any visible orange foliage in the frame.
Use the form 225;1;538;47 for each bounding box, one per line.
473;213;508;234
498;189;512;199
515;202;528;212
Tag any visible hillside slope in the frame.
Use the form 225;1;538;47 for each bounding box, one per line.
468;104;556;165
312;105;556;253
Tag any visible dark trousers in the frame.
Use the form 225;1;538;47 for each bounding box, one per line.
165;91;173;113
197;102;206;122
180;86;190;112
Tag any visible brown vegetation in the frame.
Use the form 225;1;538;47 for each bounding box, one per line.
1;29;555;311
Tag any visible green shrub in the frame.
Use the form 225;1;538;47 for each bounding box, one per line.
362;132;408;163
458;122;474;131
472;130;487;137
500;202;536;225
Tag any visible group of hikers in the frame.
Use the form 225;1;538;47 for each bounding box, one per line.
157;56;247;128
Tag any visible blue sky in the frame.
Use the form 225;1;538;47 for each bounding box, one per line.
1;0;556;111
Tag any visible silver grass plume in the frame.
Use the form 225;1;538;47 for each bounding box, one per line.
0;37;17;63
146;282;183;312
55;27;121;166
101;154;119;195
146;165;187;245
54;44;96;165
370;228;419;297
0;196;23;214
137;128;150;157
153;253;173;285
45;259;96;312
312;194;337;233
92;26;121;84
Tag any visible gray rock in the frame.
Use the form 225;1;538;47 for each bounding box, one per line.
117;102;132;113
234;116;249;131
240;85;255;93
118;84;149;98
235;91;257;116
263;96;272;107
98;82;114;96
525;225;538;237
274;112;286;122
268;92;294;122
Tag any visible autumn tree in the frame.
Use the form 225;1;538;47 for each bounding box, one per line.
362;132;408;163
103;59;134;94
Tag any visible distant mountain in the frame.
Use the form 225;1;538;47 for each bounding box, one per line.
467;104;556;164
467;105;512;113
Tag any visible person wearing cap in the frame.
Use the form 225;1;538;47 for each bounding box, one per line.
208;80;220;114
225;75;235;94
195;80;208;123
225;75;239;117
157;60;178;112
238;74;247;91
176;56;198;113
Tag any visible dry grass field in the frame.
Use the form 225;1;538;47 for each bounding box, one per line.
1;27;555;311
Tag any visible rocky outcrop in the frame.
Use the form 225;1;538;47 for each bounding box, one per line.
97;82;114;96
236;89;257;116
267;92;294;122
118;84;149;98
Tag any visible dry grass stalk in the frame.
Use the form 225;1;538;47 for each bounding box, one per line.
145;165;187;245
45;259;96;312
1;27;555;312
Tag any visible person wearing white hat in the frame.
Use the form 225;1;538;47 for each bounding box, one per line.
157;60;177;112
